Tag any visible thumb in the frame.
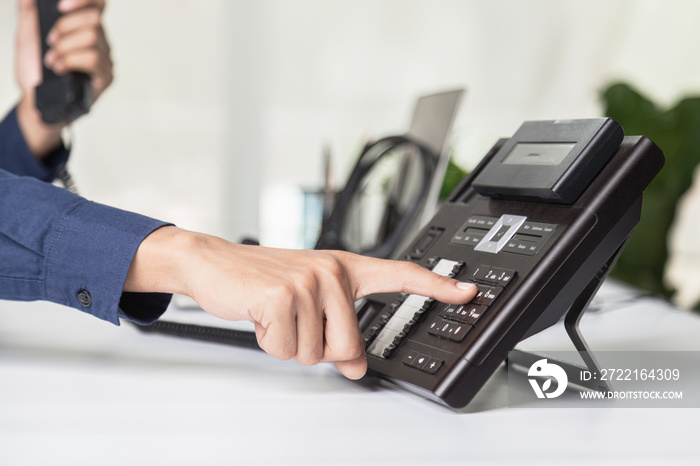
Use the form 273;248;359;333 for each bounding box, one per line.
340;253;478;304
16;0;42;95
17;0;37;26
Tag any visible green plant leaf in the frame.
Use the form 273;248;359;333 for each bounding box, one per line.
602;83;700;297
440;156;469;201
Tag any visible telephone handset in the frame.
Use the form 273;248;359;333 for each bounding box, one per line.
359;118;664;409
34;0;93;124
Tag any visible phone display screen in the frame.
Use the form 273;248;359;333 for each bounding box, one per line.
501;143;576;166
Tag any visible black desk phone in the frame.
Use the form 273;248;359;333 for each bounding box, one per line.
358;118;664;409
34;0;93;124
138;117;664;409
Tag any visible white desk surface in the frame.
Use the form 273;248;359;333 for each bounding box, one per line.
1;283;699;465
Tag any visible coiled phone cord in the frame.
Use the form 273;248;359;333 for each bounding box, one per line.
136;320;263;350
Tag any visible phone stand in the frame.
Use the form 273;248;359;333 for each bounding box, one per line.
506;237;632;394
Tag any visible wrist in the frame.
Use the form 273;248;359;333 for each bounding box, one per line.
16;97;65;159
124;226;204;297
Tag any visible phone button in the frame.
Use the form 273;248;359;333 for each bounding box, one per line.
520;221;557;236
504;236;541;256
436;321;454;339
401;350;420;366
422;358;443;375
465;216;498;228
448;324;470;342
462;304;487;325
411;354;431;370
495;268;516;286
470;265;490;282
473;285;503;306
471;264;517;286
410;227;443;259
402;352;444;375
427;320;441;336
447;304;487;325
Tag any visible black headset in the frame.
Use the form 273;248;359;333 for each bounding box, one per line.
314;134;436;259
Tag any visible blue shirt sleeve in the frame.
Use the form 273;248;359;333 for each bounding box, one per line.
0;109;173;325
0;106;69;181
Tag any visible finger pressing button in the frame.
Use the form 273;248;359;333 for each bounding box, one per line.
77;290;92;308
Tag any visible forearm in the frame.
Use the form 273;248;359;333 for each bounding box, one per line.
0;106;68;180
16;96;64;159
0;168;171;324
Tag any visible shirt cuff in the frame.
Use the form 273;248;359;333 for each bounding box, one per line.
44;199;173;325
0;106;69;181
118;292;173;325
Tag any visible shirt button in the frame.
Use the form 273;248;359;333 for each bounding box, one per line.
77;290;92;308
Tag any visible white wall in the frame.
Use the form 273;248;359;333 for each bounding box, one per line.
2;0;700;299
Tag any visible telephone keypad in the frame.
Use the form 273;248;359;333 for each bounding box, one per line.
427;262;516;345
368;258;514;380
366;258;463;358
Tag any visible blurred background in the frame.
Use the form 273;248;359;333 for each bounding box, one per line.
1;0;699;307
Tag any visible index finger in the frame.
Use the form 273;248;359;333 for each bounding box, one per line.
339;253;478;304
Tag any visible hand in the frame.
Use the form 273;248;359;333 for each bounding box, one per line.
124;227;479;379
15;0;113;158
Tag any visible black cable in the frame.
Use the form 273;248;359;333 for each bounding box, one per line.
56;162;77;193
135;320;263;351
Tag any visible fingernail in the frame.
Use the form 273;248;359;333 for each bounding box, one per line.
456;281;476;291
47;30;57;45
44;50;56;67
